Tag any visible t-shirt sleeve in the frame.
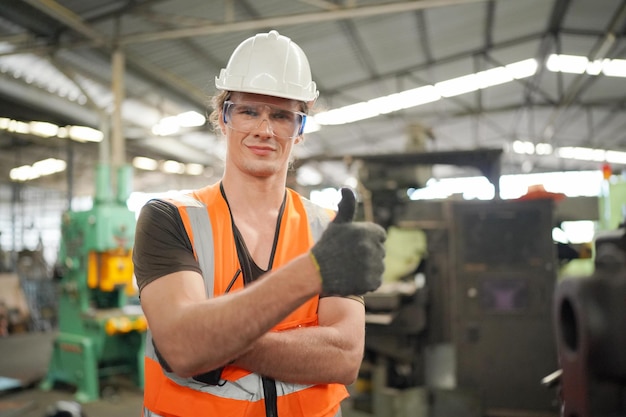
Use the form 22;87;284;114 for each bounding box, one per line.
132;199;202;293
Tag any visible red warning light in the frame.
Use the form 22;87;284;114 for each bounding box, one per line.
602;163;612;180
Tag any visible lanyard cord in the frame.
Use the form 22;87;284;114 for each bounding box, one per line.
219;182;286;281
219;182;284;417
224;269;241;294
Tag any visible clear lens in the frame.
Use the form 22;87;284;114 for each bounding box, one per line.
223;101;306;139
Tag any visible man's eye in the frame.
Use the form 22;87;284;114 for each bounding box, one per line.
238;106;258;116
272;111;292;121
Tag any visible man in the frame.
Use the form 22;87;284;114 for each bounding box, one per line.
133;30;386;417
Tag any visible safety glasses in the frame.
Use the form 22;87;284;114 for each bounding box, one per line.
222;100;307;139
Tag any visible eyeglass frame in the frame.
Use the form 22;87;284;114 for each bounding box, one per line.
221;100;308;139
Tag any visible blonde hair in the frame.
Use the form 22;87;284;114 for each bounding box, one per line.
208;90;230;133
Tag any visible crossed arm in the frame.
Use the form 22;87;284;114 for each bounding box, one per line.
232;296;365;385
140;253;365;385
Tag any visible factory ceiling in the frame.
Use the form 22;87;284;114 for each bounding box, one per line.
0;0;625;197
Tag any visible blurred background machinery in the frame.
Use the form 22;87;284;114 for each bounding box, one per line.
342;149;609;417
0;244;56;337
17;246;58;332
356;196;561;417
40;164;146;403
553;178;626;417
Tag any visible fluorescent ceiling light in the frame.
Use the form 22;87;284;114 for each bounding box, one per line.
0;117;104;143
10;165;36;181
476;67;513;88
506;59;539;79
547;54;626;77
511;142;626;164
558;147;606;162
314;59;537;126
29;121;58;138
586;59;604;75
314;102;381;125
605;150;626;164
177;111;206;127
8;119;29;134
406;170;604;202
10;158;66;181
602;58;626;77
33;158;67;176
68;125;103;142
153;111;207;136
513;140;536;155
162;160;185;174
133;156;206;176
152;116;180;136
57;127;68;138
512;140;553;155
133;156;158;171
535;143;553;155
435;74;480;97
380;85;441;110
185;163;205;176
547;54;587;74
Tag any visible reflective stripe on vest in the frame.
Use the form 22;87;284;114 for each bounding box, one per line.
143;184;348;417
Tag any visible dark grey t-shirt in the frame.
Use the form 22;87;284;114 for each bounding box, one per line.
132;199;202;293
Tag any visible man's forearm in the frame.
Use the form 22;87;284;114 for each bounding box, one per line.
233;325;364;385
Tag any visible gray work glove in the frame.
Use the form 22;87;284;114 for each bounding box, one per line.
310;188;386;296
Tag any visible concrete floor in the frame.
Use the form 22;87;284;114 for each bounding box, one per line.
0;332;143;417
0;332;370;417
0;384;143;417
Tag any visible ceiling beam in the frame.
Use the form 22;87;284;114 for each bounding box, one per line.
0;72;99;126
484;1;495;49
119;0;524;45
339;20;379;79
414;10;434;64
20;0;112;48
14;0;209;109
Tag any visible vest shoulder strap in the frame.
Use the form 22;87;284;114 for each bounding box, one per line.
162;193;215;298
299;195;333;242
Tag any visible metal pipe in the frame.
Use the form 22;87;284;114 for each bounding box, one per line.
111;48;125;170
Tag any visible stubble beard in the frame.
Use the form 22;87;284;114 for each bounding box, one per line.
240;157;282;178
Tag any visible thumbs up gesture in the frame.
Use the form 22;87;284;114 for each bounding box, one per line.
310;188;386;296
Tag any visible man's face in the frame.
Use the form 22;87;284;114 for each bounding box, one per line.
220;92;303;179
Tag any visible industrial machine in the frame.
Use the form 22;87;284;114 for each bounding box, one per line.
356;197;561;417
312;149;562;417
554;222;626;417
553;175;626;417
449;198;559;414
41;164;146;403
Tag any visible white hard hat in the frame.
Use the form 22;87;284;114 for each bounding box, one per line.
215;30;319;102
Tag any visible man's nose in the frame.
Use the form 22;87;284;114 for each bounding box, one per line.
252;118;273;136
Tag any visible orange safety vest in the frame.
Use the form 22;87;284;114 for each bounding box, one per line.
143;183;348;417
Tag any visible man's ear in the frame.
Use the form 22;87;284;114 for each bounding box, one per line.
218;113;227;136
294;135;303;144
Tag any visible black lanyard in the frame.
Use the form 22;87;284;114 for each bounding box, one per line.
219;182;285;417
219;182;286;283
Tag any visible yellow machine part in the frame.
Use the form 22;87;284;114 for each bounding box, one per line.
88;250;136;295
104;315;148;336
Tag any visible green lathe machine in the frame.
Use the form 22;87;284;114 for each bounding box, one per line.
41;164;146;403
